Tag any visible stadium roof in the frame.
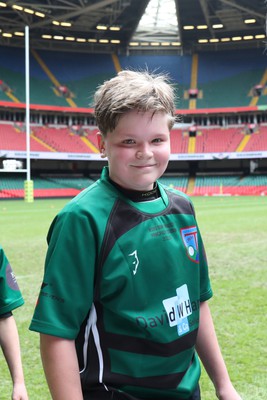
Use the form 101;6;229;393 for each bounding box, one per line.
0;0;266;53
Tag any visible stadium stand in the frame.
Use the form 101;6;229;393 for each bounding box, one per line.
194;49;267;109
31;126;97;153
1;46;266;109
170;129;189;153
1;123;267;155
0;46;267;199
0;123;49;152
0;123;100;154
0;47;116;107
193;174;267;196
242;126;267;152
159;175;189;192
194;127;244;153
0;175;96;199
1;173;266;199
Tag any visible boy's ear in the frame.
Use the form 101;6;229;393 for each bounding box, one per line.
97;131;104;150
97;132;106;158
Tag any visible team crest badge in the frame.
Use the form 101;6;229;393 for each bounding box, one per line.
180;226;199;263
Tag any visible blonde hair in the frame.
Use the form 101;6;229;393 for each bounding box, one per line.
94;69;176;135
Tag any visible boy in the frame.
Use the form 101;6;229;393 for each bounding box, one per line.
0;245;28;400
30;70;242;400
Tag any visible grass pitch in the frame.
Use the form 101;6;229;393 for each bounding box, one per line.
0;196;266;399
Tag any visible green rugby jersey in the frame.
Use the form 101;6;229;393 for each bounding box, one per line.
0;246;24;315
30;167;213;399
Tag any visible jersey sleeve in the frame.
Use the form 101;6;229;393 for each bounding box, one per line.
29;203;97;339
197;226;213;302
188;199;213;302
0;246;24;315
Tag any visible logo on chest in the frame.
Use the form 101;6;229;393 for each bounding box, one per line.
128;250;140;275
180;226;199;263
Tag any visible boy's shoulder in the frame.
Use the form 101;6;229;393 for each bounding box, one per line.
59;176;117;217
159;181;192;202
158;182;195;215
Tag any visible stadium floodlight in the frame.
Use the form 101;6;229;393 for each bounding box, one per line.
12;4;23;10
24;8;34;14
96;25;107;30
35;11;45;18
244;19;256;24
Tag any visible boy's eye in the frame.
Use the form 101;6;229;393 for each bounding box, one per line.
123;139;135;144
152;138;163;143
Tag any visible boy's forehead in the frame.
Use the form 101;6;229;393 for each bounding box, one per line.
120;110;169;125
118;109;169;122
108;111;171;135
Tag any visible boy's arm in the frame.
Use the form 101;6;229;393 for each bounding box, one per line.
0;315;28;400
40;333;83;400
196;301;242;400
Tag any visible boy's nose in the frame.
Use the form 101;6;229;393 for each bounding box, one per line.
136;145;153;159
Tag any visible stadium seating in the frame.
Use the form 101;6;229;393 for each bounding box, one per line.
1;123;267;155
1;173;266;199
170;126;267;153
170;129;189;153
193;174;267;196
242;126;267;152
32;126;96;153
159;175;189;192
0;123;49;152
1;46;266;109
0;46;266;198
0;175;96;199
0;123;100;154
194;127;244;153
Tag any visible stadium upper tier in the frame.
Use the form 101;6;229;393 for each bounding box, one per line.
1;123;267;156
0;46;266;110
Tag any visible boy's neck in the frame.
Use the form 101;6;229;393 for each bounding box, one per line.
109;179;160;202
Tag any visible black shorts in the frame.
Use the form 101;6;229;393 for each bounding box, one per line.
83;384;201;400
189;384;201;400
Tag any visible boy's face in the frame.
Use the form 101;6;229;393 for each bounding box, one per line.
99;110;171;191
